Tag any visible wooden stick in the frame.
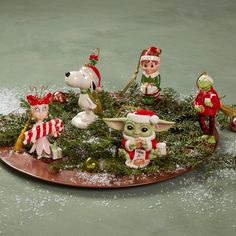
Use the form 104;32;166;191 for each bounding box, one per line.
14;113;32;152
120;51;143;95
220;104;236;117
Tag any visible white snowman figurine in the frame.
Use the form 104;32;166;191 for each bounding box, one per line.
65;52;101;129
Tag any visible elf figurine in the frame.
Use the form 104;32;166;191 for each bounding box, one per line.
103;109;174;169
23;92;64;159
193;73;221;144
140;46;162;105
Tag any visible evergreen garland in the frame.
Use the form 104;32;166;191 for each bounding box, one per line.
0;83;235;175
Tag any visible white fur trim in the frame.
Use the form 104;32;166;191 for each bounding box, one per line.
146;140;152;151
127;113;159;124
125;140;134;152
141;55;160;62
210;94;216;99
23;133;28;145
143;71;159;78
150;115;159;124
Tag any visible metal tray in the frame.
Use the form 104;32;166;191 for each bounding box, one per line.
0;147;193;188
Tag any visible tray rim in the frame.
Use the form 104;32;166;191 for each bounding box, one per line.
0;146;194;189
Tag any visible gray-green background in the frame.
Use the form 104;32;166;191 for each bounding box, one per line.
0;0;235;235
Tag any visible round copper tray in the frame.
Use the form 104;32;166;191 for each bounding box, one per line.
0;147;194;188
0;135;218;188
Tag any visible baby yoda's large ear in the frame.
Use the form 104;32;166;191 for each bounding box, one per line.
103;118;127;131
155;119;175;132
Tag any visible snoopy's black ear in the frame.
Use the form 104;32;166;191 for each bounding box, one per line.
91;81;97;91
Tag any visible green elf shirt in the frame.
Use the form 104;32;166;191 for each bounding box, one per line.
140;71;161;99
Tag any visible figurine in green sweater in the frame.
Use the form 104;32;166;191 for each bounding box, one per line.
140;46;162;105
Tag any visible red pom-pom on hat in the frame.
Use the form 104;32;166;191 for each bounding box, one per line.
89;54;99;62
148;47;161;54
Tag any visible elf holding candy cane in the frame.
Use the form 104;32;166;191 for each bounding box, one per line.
23;93;64;159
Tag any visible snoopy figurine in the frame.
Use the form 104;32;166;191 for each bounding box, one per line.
65;50;102;129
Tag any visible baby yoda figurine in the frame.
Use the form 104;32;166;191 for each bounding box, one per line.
193;73;221;144
103;109;174;169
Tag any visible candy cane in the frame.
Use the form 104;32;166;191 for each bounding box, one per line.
24;118;64;145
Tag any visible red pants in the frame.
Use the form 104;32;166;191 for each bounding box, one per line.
198;115;215;135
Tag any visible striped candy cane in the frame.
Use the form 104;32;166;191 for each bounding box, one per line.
24;118;64;145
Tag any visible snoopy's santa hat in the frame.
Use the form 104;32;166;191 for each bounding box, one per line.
27;92;52;106
127;109;159;124
83;65;101;89
81;52;101;90
140;46;162;62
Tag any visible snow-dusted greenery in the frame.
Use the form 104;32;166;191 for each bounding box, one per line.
0;83;235;175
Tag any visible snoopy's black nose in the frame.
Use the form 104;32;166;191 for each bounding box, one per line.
65;72;70;77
